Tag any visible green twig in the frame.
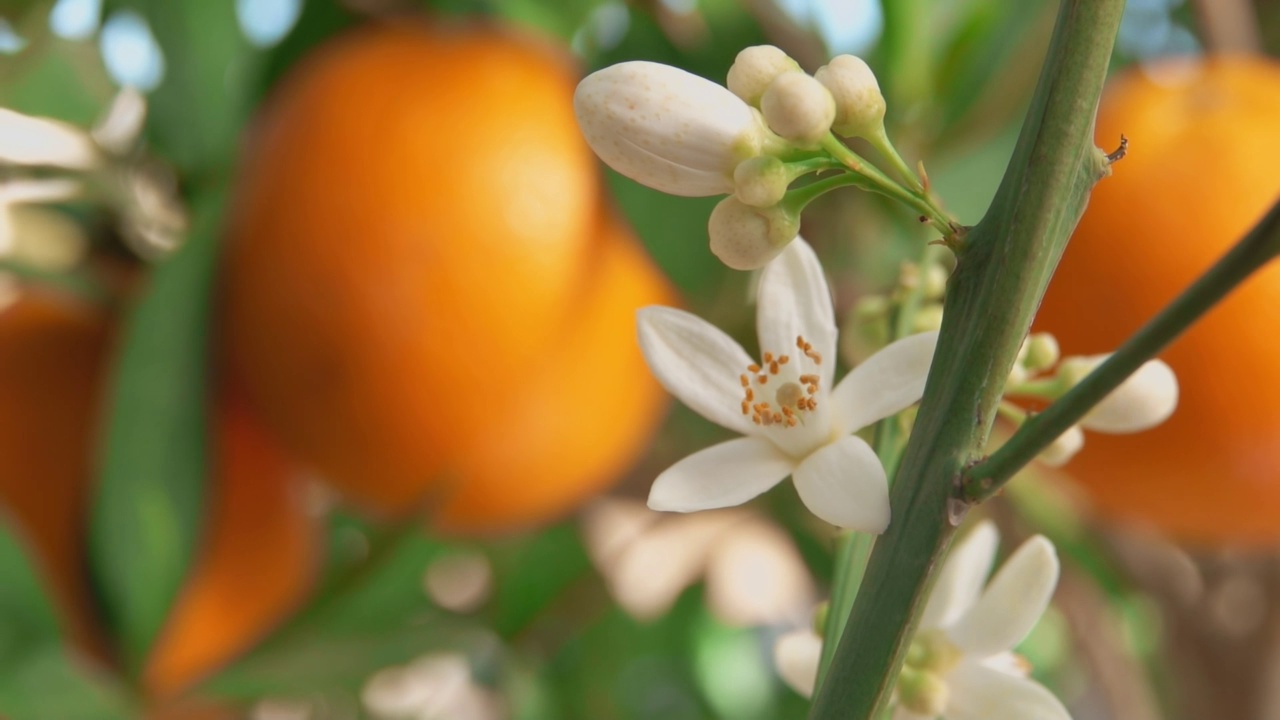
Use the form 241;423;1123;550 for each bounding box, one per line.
964;197;1280;500
809;1;1125;717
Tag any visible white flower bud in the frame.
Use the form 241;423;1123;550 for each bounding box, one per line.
922;263;949;301
760;72;835;148
727;45;800;107
1060;355;1179;434
897;667;950;717
0;108;99;169
814;55;886;139
1037;425;1084;467
773;629;821;697
575;61;773;197
912;304;944;333
707;196;799;270
1022;333;1061;373
733;156;789;207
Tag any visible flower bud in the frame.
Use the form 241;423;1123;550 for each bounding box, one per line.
897;667;949;717
814;55;886;139
1060;355;1179;434
727;45;801;107
575;61;773;197
1037;425;1084;467
912;304;944;333
1022;333;1061;373
707;196;799;270
733;156;789;207
922;263;949;301
760;72;835;148
773;629;821;698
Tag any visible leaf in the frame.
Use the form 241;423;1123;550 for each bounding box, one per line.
0;517;135;720
89;192;224;672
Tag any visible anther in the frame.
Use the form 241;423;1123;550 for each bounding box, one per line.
748;363;761;373
741;401;750;415
769;361;780;374
758;374;768;384
740;374;750;388
779;355;790;364
763;352;774;363
745;388;754;401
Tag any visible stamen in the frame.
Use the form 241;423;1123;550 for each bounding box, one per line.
779;355;790;364
769;360;780;374
745;388;754;401
748;363;761;373
740;374;750;388
757;374;768;384
763;352;774;363
741;401;750;415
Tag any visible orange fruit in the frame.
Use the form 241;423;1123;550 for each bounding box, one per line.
1036;56;1280;545
433;210;674;533
0;290;110;653
222;19;601;516
143;382;320;697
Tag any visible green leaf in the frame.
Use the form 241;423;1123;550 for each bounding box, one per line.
0;518;135;719
90;192;225;673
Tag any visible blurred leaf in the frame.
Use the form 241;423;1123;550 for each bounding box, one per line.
105;0;255;175
0;518;134;719
253;0;356;101
489;0;604;43
90;192;224;673
491;523;591;638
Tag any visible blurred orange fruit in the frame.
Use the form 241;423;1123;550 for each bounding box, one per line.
222;19;603;517
1037;56;1280;545
143;382;319;697
434;210;674;533
0;290;109;652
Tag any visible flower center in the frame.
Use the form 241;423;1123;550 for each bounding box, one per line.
739;334;823;428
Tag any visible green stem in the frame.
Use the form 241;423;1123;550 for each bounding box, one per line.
809;1;1125;717
818;135;952;234
866;125;925;195
965;197;1280;500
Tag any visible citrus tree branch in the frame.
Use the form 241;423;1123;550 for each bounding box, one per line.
809;1;1126;717
964;196;1280;499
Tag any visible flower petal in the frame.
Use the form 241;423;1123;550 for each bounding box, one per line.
920;520;999;631
830;330;939;433
0;108;98;169
773;629;822;698
648;436;795;513
792;435;889;531
948;535;1059;657
947;660;1071;720
607;511;744;621
756;238;837;388
637;306;758;435
706;517;814;626
1081;358;1179;434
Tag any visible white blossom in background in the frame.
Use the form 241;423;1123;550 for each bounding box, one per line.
363;653;504;720
775;522;1071;720
0;108;100;169
1057;355;1179;433
574;60;780;197
637;238;938;531
581;498;814;625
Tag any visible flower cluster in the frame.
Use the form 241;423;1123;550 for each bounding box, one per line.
575;45;899;270
775;522;1071;720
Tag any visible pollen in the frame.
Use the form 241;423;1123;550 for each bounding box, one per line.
739;345;822;427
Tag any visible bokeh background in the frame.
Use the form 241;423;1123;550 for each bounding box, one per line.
2;0;1280;718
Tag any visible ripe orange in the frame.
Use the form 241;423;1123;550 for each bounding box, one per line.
143;382;319;697
222;19;602;517
0;290;110;653
1036;56;1280;546
433;210;674;533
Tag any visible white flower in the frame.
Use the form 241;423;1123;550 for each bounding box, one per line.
581;498;814;625
774;522;1071;720
637;238;939;530
1058;355;1179;433
0;108;99;169
574;61;776;197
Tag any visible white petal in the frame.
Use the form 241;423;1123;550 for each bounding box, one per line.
574;61;761;196
648;436;795;513
756;238;837;388
830;330;939;433
1080;358;1179;434
947;660;1072;720
792;435;889;531
948;536;1059;657
637;306;758;435
0;108;99;169
0;178;83;205
920;520;999;631
1036;425;1084;468
890;709;932;720
607;511;744;621
705;517;814;626
773;629;822;698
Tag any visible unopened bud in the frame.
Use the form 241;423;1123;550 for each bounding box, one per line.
760;72;836;148
575;61;774;197
727;45;801;107
814;55;886;139
1023;333;1060;373
922;262;949;300
733;156;789;207
1059;356;1179;434
708;196;799;270
897;667;949;717
773;629;821;698
1037;425;1084;468
912;304;944;333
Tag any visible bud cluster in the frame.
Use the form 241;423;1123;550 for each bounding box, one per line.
575;45;914;271
1000;334;1180;467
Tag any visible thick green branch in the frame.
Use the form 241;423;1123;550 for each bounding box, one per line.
808;1;1126;717
964;197;1280;498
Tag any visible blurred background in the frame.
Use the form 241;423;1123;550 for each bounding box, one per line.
1;0;1280;718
